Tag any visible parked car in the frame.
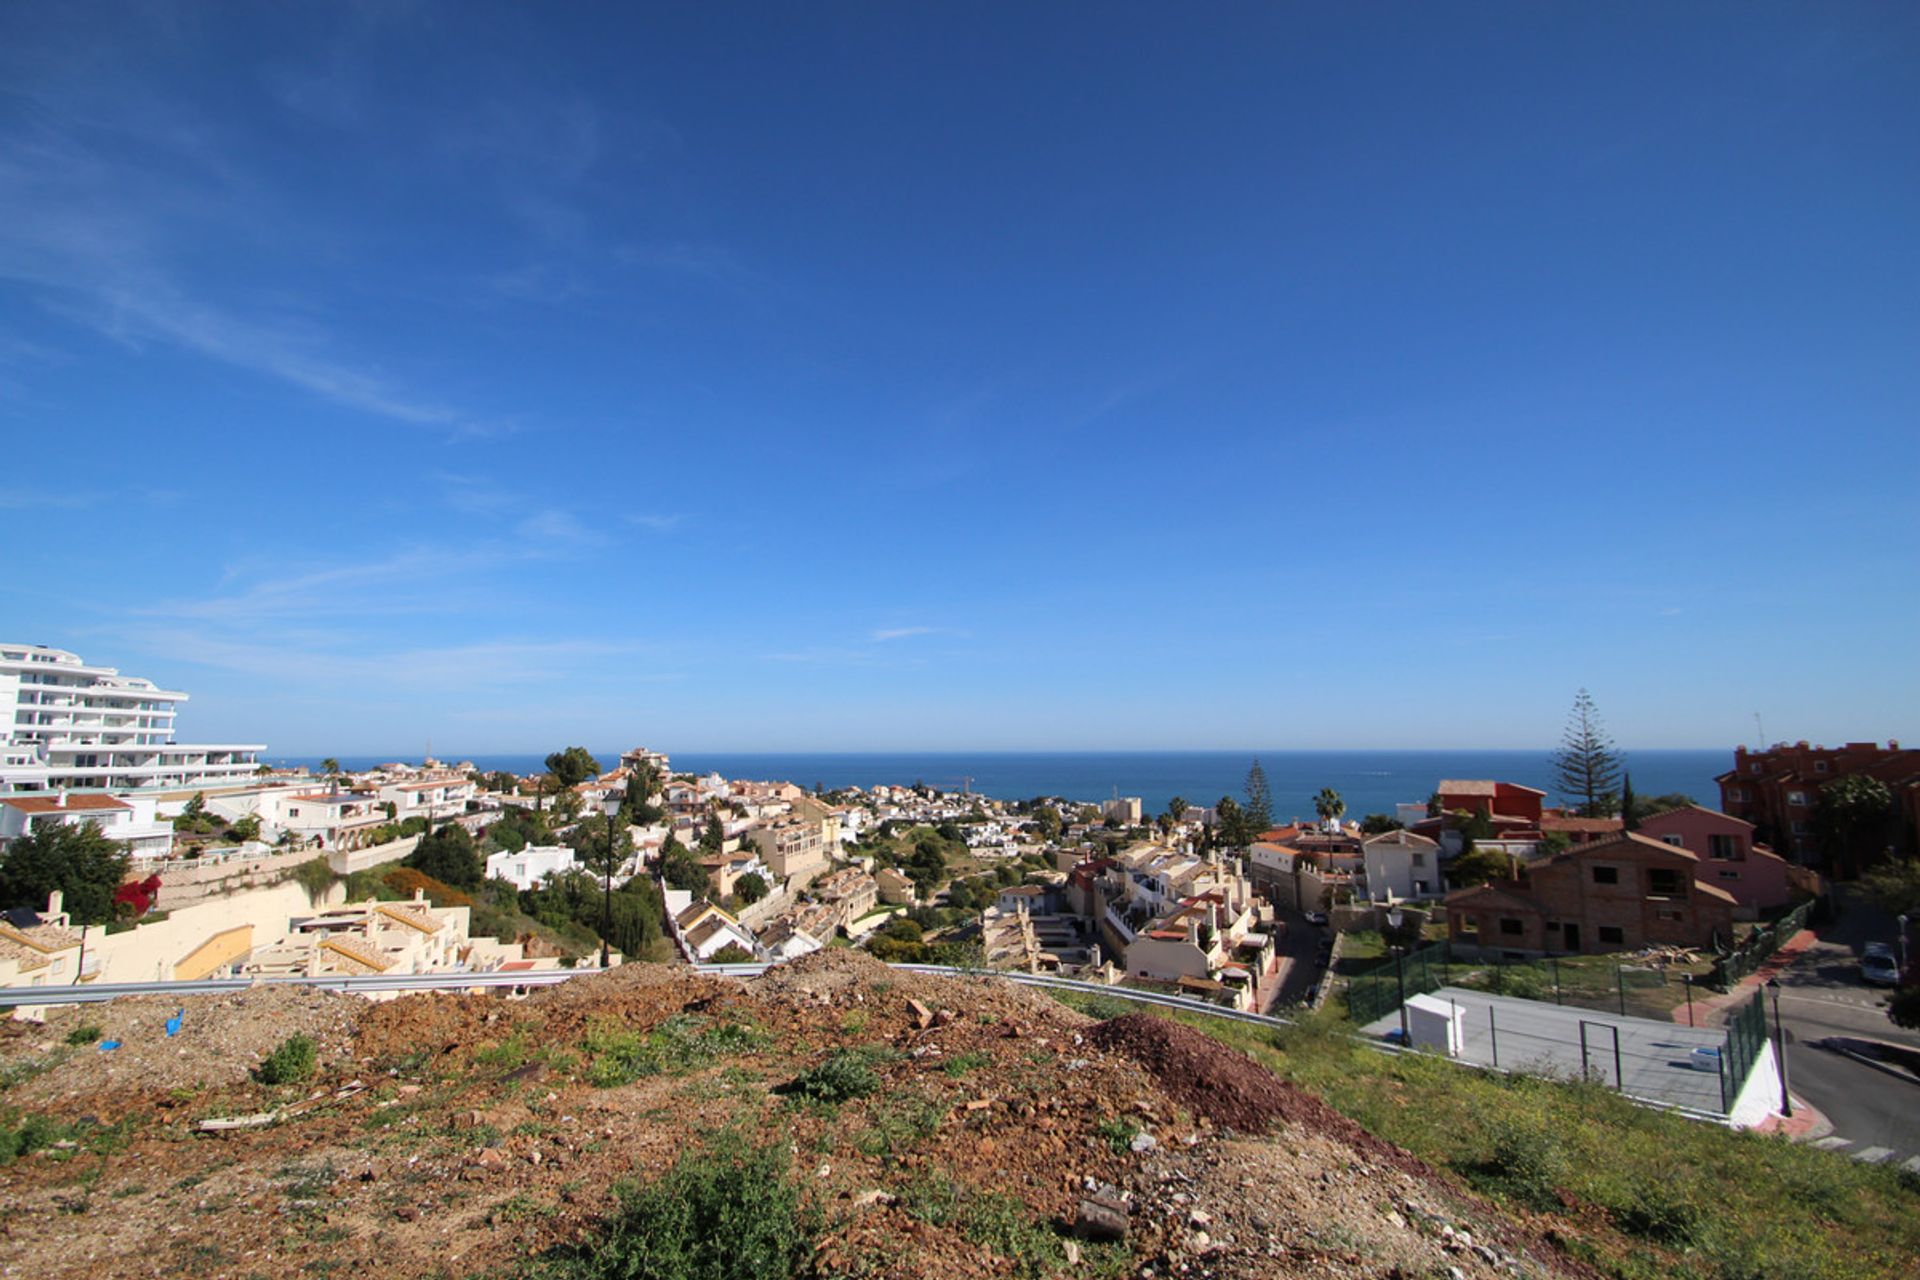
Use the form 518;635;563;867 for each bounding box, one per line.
1303;911;1329;927
1862;952;1900;987
1864;941;1894;961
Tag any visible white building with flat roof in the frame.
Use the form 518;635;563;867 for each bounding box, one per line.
0;644;265;795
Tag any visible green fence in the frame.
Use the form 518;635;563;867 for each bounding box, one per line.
1345;941;1449;1027
1708;898;1815;991
1720;989;1769;1108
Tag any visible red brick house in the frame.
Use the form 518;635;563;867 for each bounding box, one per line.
1635;805;1799;919
1717;741;1920;864
1444;831;1737;957
1411;780;1549;850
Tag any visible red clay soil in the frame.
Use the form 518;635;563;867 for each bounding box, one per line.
1087;1012;1435;1180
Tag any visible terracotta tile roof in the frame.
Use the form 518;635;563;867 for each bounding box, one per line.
0;921;82;952
1437;780;1498;796
1539;816;1623;833
0;794;130;814
375;903;445;934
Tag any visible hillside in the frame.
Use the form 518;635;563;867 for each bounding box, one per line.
0;952;1609;1280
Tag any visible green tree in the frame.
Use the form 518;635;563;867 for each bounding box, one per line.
1213;796;1253;849
619;761;665;826
1814;774;1897;878
1551;689;1622;817
699;812;726;855
1620;773;1638;831
710;943;754;964
0;822;130;925
1166;796;1189;825
552;787;583;822
1358;813;1403;835
1448;846;1518;889
1313;787;1346;826
1244;760;1273;831
1889;985;1920;1032
545;746;602;790
405;823;482;890
661;837;712;895
569;814;635;876
1034;805;1063;842
484;770;519;795
734;871;770;905
1862;858;1920;917
320;758;342;793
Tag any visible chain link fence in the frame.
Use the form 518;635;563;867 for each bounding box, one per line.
1708;899;1815;990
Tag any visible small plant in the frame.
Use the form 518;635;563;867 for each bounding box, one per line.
66;1024;103;1046
941;1051;989;1078
542;1131;815;1279
778;1046;897;1106
253;1033;318;1086
1095;1115;1142;1155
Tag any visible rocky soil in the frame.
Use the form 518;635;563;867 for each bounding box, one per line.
0;952;1601;1279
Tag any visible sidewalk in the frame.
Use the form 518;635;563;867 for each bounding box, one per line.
1669;929;1830;1136
1667;928;1820;1028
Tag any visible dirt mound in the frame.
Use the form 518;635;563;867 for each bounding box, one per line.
1088;1012;1436;1178
13;986;357;1103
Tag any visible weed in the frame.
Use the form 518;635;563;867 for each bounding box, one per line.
533;1130;815;1279
840;1010;870;1035
777;1046;899;1107
65;1024;103;1046
854;1090;948;1164
1094;1115;1143;1156
583;1014;770;1088
253;1034;318;1086
941;1051;990;1078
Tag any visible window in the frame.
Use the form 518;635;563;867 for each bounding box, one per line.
1413;879;1429;895
1718;870;1740;880
1411;853;1426;868
1814;760;1829;773
1647;868;1684;897
1662;834;1685;847
1455;914;1478;937
1708;834;1741;861
1598;925;1624;945
1499;917;1524;936
1592;865;1619;885
1788;791;1809;807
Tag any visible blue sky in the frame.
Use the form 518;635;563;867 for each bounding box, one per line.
1;3;1916;755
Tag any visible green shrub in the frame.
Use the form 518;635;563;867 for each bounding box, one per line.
65;1024;103;1047
582;1015;768;1088
1469;1111;1569;1211
253;1034;318;1086
1094;1115;1143;1155
541;1132;815;1280
777;1046;896;1106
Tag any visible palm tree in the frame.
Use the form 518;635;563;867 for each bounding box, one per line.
1314;787;1345;826
321;757;342;794
1166;796;1189;825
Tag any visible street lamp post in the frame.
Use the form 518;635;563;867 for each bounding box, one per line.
1900;914;1911;982
1387;907;1409;1044
599;794;623;970
1682;972;1694;1028
1766;977;1791;1118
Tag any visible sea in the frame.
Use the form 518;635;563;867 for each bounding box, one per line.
268;749;1728;821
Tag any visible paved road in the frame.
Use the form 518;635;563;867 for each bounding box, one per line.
1769;889;1920;1168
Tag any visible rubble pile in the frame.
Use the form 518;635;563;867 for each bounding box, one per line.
0;953;1600;1279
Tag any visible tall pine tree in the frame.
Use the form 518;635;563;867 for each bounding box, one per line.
1551;689;1623;818
1244;759;1273;832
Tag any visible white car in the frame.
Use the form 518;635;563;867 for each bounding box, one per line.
1862;952;1900;987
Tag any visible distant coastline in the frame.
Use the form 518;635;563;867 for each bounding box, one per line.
266;748;1727;819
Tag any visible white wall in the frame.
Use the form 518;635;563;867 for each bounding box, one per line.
88;879;332;983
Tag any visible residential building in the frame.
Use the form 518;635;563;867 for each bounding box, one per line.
811;867;877;926
259;789;390;851
751;815;829;888
1360;829;1441;902
874;866;916;905
0;903;87;990
244;891;531;979
664;892;758;961
0;791;173;857
1636;805;1800;919
484;843;579;891
377;775;477;823
1716;740;1920;863
0;644;266;795
1444;831;1738;957
1101;796;1144;825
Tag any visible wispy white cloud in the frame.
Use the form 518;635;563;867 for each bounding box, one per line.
0;489;97;510
514;508;602;544
626;512;686;532
870;626;939;642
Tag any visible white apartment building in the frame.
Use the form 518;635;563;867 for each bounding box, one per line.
0;644;265;794
0;792;173;857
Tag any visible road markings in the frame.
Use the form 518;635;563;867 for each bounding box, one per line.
1851;1146;1894;1163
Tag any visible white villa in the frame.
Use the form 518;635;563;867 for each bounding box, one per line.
485;843;580;890
0;644;265;794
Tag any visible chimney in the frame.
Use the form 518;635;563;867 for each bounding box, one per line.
54;789;67;808
46;890;63;919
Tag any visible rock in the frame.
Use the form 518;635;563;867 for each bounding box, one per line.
1064;1240;1081;1265
907;998;934;1029
851;1189;897;1208
1188;1209;1213;1229
1075;1196;1129;1242
931;1009;956;1027
1130;1131;1158;1154
393;1205;419;1223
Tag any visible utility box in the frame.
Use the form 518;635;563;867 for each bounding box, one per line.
1403;993;1465;1057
